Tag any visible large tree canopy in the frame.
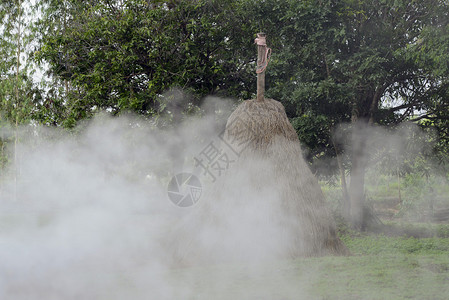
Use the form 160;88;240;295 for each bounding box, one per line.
36;0;259;126
1;0;447;228
260;0;449;228
263;0;449;150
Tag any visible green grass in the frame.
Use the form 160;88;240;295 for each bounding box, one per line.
367;221;449;238
161;234;449;300
341;234;449;255
309;254;449;300
158;174;449;299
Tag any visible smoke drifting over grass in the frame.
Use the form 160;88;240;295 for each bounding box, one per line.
0;97;319;299
330;120;449;225
1;94;446;299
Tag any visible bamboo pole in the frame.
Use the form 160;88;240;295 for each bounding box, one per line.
255;33;269;102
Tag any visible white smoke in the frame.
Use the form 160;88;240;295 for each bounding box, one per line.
0;97;314;299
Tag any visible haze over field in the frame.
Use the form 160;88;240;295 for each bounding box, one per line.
0;97;320;299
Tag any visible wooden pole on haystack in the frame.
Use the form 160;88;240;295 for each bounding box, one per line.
255;33;271;102
170;34;349;266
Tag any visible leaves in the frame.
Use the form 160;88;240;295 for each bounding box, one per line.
35;0;260;125
1;0;447;162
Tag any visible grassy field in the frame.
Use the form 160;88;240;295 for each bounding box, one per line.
164;230;449;300
162;174;449;300
3;172;448;299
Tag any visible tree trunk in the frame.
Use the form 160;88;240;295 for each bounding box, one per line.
332;137;349;217
347;86;384;230
348;113;369;230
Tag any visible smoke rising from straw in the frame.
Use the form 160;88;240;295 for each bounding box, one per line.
0;96;320;299
0;93;444;299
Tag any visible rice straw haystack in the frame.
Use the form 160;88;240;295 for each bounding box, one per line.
220;98;349;257
170;34;347;265
169;98;348;266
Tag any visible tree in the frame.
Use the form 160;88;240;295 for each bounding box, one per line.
0;0;42;124
0;0;43;200
36;0;259;127
33;0;449;229
263;0;449;229
0;0;41;148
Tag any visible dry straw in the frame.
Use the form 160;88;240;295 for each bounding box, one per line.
169;35;347;266
169;99;347;267
222;98;349;256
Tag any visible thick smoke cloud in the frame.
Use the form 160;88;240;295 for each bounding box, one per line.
0;97;315;299
1;94;442;299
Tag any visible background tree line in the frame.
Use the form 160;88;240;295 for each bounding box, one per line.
1;0;449;229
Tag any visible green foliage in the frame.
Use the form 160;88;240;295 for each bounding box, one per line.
0;0;39;125
35;0;259;126
437;225;449;238
322;163;449;222
32;0;449;144
0;0;44;166
1;0;448;192
266;0;449;173
399;173;449;218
